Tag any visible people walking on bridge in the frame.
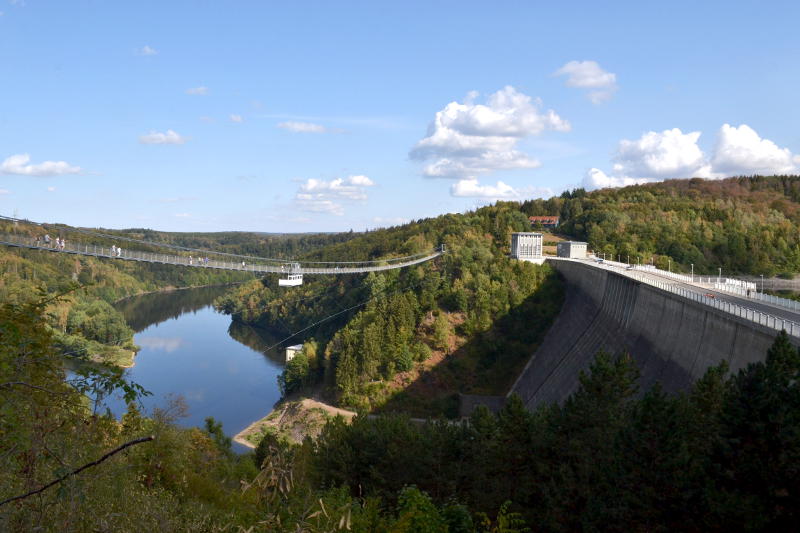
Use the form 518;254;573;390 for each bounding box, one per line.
111;245;117;256
189;255;193;265
44;234;51;247
117;246;123;257
60;238;66;251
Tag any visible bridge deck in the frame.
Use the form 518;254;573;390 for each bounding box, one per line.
0;232;441;275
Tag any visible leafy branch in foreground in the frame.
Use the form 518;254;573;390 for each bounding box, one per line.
0;436;154;507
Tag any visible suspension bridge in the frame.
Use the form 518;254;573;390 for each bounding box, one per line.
0;216;443;286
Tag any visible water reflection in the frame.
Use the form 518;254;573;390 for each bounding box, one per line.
104;285;286;452
227;321;286;365
114;285;235;332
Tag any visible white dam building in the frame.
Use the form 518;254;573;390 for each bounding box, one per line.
511;232;543;261
557;241;587;259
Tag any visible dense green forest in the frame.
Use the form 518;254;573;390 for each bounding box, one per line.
216;203;563;415
95;226;359;260
2;295;798;531
522;175;800;275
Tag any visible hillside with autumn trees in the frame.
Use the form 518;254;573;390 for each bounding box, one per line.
216;203;563;416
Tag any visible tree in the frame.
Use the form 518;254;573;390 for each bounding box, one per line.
279;352;310;396
433;313;451;352
709;331;800;530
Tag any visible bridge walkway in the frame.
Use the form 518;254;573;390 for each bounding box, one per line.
0;231;441;275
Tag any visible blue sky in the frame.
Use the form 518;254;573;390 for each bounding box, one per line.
2;0;799;232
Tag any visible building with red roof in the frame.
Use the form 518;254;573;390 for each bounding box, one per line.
529;215;559;228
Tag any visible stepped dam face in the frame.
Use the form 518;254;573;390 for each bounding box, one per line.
510;260;799;410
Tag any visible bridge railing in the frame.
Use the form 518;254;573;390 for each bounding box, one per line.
709;284;800;313
0;230;442;276
624;270;800;339
555;257;800;339
586;256;800;315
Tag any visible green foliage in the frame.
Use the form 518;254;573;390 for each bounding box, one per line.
280;352;311;396
310;334;800;531
66;299;134;344
523;175;800;275
5;268;800;531
204;416;234;457
392;486;448;532
433;312;451;351
224;202;563;413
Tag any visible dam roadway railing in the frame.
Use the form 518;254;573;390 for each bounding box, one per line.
0;231;442;275
551;258;800;339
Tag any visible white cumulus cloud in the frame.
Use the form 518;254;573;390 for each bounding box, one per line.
451;179;520;200
451;178;554;201
582;168;655;190
230;114;243;123
711;124;797;175
372;217;410;227
294;175;375;215
0;188;10;194
612;128;711;179
410;86;569;180
1;153;82;176
582;123;798;191
554;60;618;103
137;45;158;56
186;86;209;95
139;129;187;145
278;121;328;133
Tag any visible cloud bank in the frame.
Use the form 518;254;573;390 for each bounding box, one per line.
583;124;798;190
1;153;81;176
554;60;618;103
137;45;158;56
278;121;329;134
294;175;375;215
139;129;187;145
186;86;209;95
410;86;569;180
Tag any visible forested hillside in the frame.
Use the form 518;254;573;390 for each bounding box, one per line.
217;204;563;415
97;227;358;259
523;175;800;275
3;296;798;531
0;218;349;367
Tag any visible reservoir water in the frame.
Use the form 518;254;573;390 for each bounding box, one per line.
105;286;285;452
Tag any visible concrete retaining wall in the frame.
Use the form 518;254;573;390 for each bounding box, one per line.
511;260;799;410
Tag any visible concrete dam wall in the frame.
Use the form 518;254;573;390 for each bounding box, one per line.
510;260;798;410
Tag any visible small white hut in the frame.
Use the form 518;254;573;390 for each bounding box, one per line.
285;344;303;363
